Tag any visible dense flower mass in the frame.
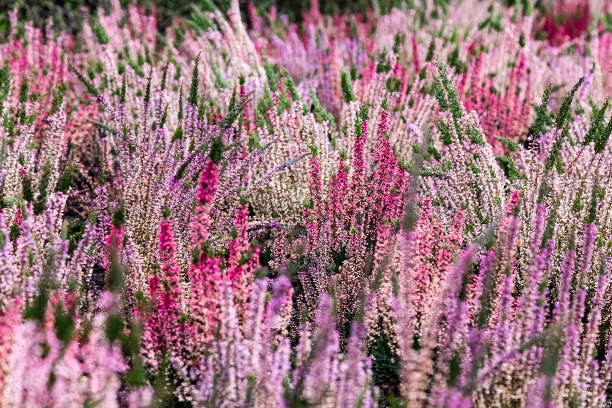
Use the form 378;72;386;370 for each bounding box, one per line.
0;0;611;406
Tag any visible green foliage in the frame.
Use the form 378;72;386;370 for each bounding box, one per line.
188;54;200;105
554;77;584;130
437;120;453;145
70;64;99;98
285;76;299;102
161;62;169;91
144;70;152;104
0;62;11;116
438;64;462;121
55;162;78;193
112;205;125;228
370;331;400;405
19;76;29;103
584;99;612;154
54;302;76;344
24;276;50;322
495;136;519;152
309;87;335;124
376;49;392;73
209;136;224;164
433;76;449;111
263;56;278;92
21;173;34;203
447;46;467;74
386;77;402;93
105;313;124;341
340;68;355;103
425;39;435;62
528;84;553;141
92;16;109;44
467;126;485;146
496;156;524;182
34;161;52;215
219;93;250;130
50;83;67;114
587;185;598;224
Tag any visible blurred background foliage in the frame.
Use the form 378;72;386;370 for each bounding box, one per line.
0;0;564;47
0;0;414;41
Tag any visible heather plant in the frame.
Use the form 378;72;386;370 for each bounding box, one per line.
0;0;612;407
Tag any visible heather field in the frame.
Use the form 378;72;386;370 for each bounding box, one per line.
0;0;611;406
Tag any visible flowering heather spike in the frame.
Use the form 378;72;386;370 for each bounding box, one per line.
196;160;219;207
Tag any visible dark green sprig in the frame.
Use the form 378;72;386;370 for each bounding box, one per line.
178;87;184;121
359;103;370;121
90;120;118;135
528;84;552;142
393;32;405;54
24;276;50;322
495;136;519;152
541;205;558;248
386;77;401;93
70;64;99;98
376;49;392;73
0;62;11;116
438;63;462;120
595;116;612;154
144;69;152;105
263;56;278;92
54;302;75;345
496;156;524;182
33;161;52;215
112;205;125;228
172;125;183;142
433;74;448;111
467;126;485;146
161;62;169;91
554;76;584;130
159;104;169;128
56;162;77;193
209;136;224;164
546;124;571;173
50;83;67;114
584;100;608;145
447;46;467;74
92;17;109;45
587;184;598;224
425;39;435;62
218;93;251;130
120;72;126;104
309;87;335;124
19;76;29;103
285;76;299;102
437;120;453;145
188;54;200;105
340;68;355;103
